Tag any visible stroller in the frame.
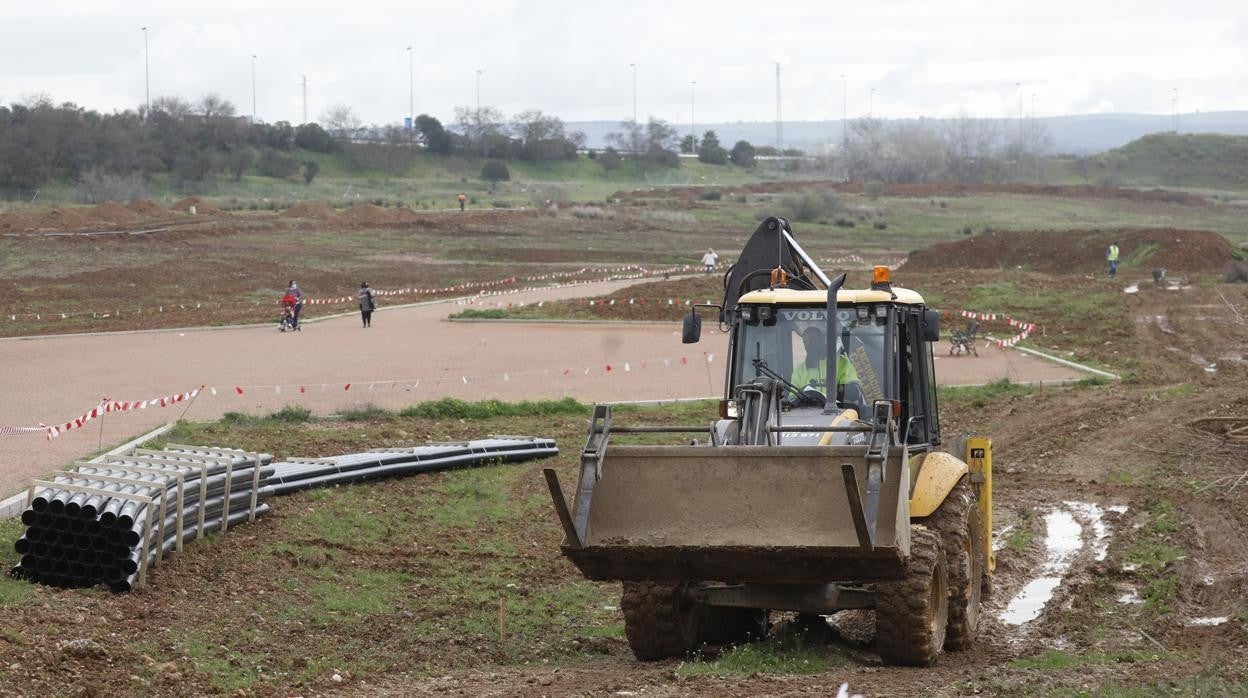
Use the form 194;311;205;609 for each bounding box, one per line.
279;293;301;332
949;320;979;356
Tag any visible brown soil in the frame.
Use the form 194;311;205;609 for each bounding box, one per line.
901;228;1237;274
89;201;142;225
126;198;165;216
340;203;398;224
280;202;340;221
169;196;220;214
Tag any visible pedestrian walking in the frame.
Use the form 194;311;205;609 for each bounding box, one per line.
1107;241;1120;278
700;248;719;273
457;193;466;211
357;282;376;328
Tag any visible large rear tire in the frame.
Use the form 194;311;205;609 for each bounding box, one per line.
875;527;949;666
621;582;702;660
924;479;985;650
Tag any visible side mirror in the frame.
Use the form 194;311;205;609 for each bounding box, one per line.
921;310;940;342
682;312;702;344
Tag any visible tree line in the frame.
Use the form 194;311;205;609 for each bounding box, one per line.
843;115;1051;183
0;94;773;197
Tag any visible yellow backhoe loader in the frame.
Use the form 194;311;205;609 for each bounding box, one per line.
544;216;994;666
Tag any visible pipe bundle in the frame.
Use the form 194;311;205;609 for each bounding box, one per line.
10;447;271;592
10;437;557;592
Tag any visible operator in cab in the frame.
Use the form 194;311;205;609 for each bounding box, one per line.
790;326;867;415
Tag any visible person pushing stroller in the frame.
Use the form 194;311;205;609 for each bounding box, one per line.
279;281;303;332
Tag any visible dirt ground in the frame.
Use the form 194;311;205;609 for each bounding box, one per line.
2;195;1247;696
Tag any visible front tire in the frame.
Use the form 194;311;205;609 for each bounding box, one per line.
924;480;985;650
875;526;949;666
621;582;703;660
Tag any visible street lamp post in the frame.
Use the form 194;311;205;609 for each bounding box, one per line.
1172;87;1179;133
841;74;848;177
690;80;697;153
407;46;413;129
475;69;483;116
630;63;637;123
140;27;150;117
251;54;258;122
869;87;875;117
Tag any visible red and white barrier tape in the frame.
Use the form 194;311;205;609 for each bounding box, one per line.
953;309;1040;348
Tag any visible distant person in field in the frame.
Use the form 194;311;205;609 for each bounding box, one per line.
457;193;466;211
285;280;304;328
1107;241;1120;278
701;248;719;273
357;282;376;328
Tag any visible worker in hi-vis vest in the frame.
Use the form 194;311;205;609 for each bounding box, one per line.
1107;241;1120;278
790;326;866;414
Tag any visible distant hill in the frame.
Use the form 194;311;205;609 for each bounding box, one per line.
568;111;1248;156
1087;133;1248;190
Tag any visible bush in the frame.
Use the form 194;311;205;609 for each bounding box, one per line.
337;404;390;422
76;168;149;204
700;189;722;201
864;181;885;198
268;405;312;422
257;149;300;178
873;222;888;230
778;188;842;223
961;226;974;235
833;218;856;228
569;206;615;220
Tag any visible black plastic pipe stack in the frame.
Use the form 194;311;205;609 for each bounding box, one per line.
9;438;557;592
10;448;272;591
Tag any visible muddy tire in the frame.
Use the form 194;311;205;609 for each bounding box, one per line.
875;527;949;666
924;479;985;650
620;582;703;660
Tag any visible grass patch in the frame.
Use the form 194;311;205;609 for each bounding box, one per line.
1009;648;1164;670
1003;509;1035;551
1150;383;1197;401
938;379;1033;408
268;404;313;422
1125;499;1185;614
677;630;851;676
399;396;585;419
448;308;509;319
0;519;33;607
336;403;391;422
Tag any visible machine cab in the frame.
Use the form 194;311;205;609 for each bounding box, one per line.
729;289;942;450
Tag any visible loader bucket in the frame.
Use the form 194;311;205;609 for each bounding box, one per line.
547;444;911;584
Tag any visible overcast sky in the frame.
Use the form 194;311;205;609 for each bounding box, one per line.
3;1;1245;128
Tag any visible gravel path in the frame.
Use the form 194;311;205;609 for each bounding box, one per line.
0;279;1084;497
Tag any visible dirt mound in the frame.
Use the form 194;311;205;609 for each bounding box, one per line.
901;228;1236;275
339;203;397;224
89;202;142;225
170;196;220;214
127;199;164;216
281;202;340;221
33;207;90;229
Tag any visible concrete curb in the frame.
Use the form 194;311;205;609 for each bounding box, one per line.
1014;346;1121;380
